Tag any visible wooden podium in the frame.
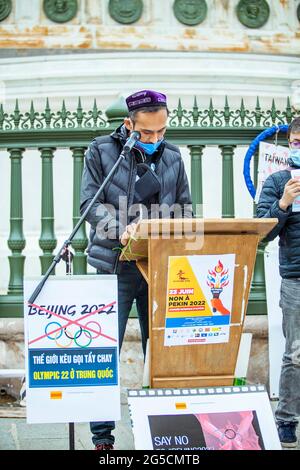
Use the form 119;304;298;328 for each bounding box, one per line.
120;218;277;389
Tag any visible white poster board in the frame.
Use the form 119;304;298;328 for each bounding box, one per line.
164;254;235;346
24;275;120;424
264;246;285;399
291;169;300;211
255;142;289;204
234;333;252;381
128;386;281;450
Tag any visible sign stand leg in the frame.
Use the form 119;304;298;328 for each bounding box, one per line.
69;423;75;450
62;247;75;451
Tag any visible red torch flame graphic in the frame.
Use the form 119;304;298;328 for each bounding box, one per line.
215;260;223;273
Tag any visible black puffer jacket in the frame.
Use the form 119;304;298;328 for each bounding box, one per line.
80;125;192;273
256;165;300;278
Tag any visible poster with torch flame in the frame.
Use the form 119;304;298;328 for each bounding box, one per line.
164;254;235;346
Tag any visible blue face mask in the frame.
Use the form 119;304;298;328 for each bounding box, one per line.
136;140;163;156
289;148;300;167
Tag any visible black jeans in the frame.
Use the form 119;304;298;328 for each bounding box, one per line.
90;261;148;446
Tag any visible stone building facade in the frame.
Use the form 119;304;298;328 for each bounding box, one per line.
1;0;300;396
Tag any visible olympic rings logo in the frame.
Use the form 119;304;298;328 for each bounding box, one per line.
45;321;102;348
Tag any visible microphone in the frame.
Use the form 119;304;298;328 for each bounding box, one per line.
123;131;141;153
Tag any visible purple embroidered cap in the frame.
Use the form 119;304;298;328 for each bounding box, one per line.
126;90;167;112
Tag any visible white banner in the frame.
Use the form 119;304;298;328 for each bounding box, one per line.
255;142;289;204
264;247;285;399
128;386;281;450
24;275;120;424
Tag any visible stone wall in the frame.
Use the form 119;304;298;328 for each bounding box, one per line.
0;0;299;54
0;316;271;399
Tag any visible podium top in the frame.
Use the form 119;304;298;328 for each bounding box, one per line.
130;218;277;237
119;218;278;261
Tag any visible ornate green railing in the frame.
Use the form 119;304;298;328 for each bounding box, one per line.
0;96;297;317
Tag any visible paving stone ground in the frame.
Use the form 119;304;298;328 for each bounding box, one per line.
0;399;299;450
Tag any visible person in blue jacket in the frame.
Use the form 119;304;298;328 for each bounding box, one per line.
257;117;300;448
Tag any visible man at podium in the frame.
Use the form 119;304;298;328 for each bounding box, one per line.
80;89;192;450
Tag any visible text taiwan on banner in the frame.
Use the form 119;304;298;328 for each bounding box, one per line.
255;142;289;204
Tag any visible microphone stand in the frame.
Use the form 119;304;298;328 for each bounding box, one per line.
26;133;139;450
28;146;131;305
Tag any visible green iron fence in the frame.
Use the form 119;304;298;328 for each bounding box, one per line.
0;96;297;318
